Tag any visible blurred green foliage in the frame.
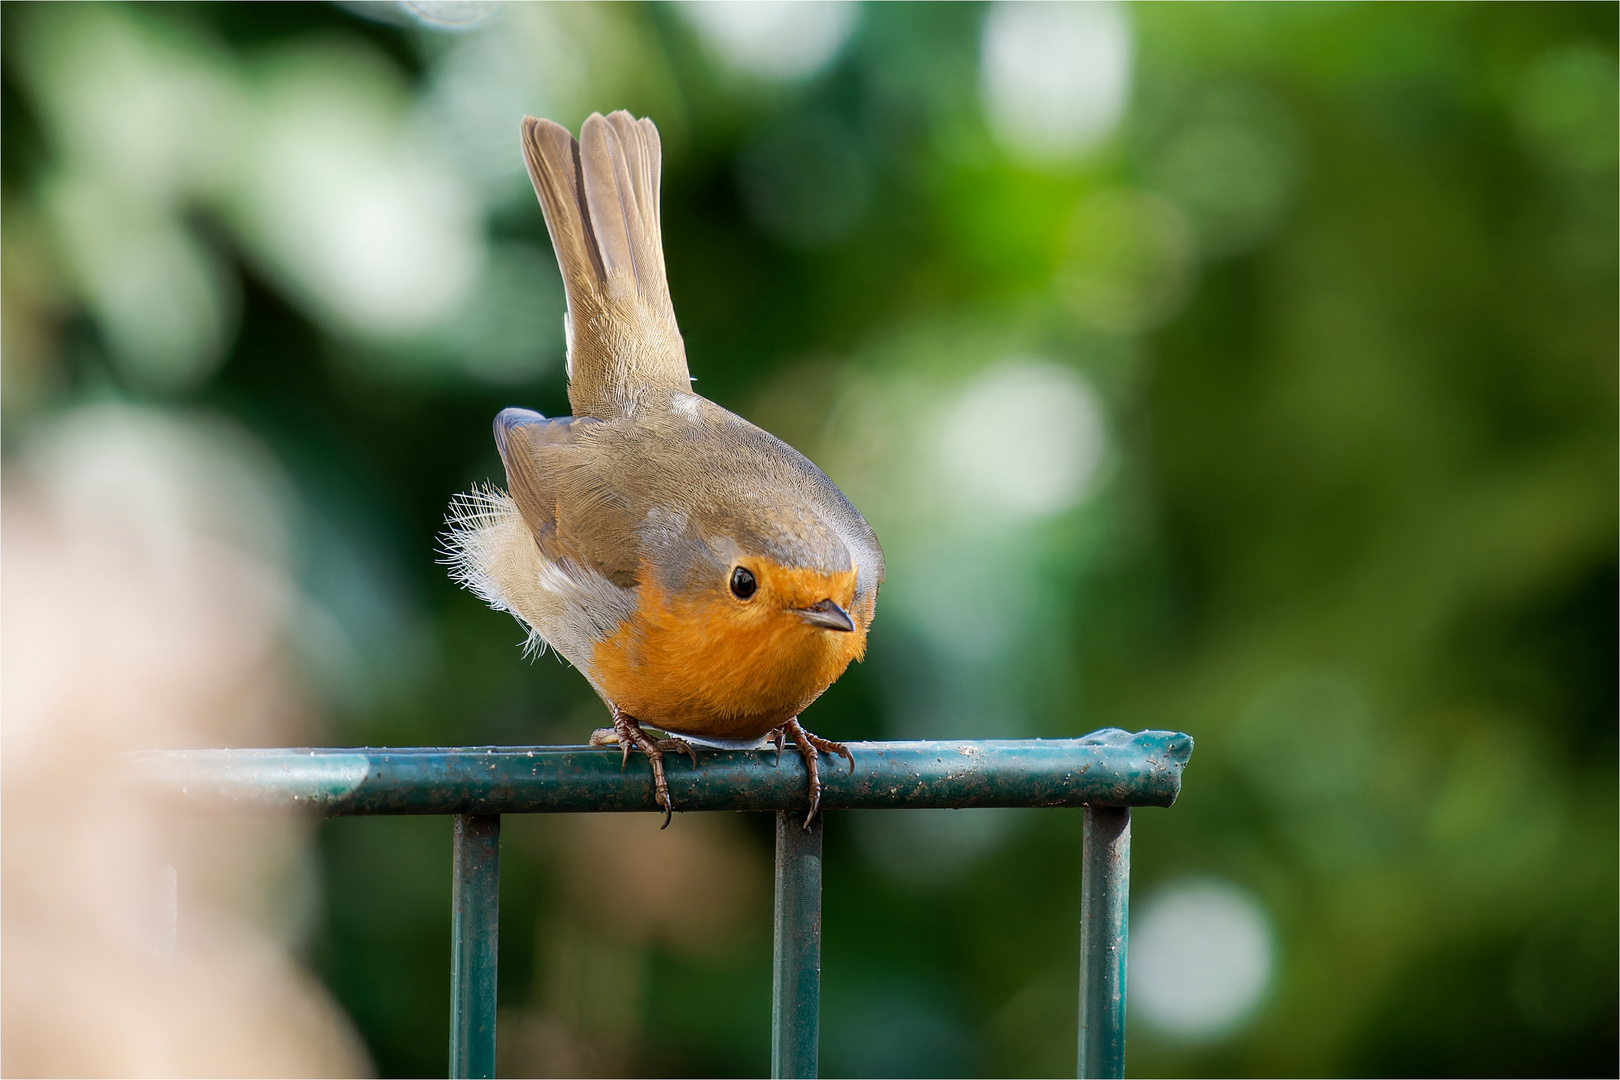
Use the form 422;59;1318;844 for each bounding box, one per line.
3;2;1614;1077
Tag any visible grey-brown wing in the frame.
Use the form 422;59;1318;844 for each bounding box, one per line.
493;407;643;589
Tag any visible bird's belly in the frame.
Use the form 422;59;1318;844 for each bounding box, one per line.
588;615;861;741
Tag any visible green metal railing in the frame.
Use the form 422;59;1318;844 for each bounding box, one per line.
130;728;1193;1079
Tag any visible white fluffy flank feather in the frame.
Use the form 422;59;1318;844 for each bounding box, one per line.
440;483;638;671
442;484;518;611
440;484;548;656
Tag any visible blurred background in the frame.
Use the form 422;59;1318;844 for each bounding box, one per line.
2;2;1614;1076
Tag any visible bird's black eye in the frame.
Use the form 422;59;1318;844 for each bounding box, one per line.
730;566;758;600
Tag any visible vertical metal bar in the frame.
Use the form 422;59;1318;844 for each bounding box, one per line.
450;814;501;1080
771;811;823;1079
1078;806;1130;1080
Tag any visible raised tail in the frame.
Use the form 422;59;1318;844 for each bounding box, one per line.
521;112;691;419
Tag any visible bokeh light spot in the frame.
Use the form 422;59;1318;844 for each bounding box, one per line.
235;50;483;339
1131;880;1275;1039
46;181;236;391
936;360;1106;519
980;1;1132;163
679;1;858;82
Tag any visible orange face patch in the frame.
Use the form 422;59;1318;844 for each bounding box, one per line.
590;559;865;740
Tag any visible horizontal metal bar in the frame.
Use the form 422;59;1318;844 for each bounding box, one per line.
125;729;1193;817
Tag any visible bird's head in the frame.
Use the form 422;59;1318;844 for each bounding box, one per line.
668;509;868;655
619;506;871;725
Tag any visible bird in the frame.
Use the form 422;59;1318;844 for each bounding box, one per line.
444;111;883;828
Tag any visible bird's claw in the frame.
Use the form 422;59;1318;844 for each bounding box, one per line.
782;717;853;830
603;709;693;826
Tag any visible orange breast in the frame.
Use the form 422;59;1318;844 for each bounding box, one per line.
589;561;866;740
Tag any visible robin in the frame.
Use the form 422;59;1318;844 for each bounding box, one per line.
445;111;883;828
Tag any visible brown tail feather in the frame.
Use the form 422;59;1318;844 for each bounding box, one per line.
521;112;690;419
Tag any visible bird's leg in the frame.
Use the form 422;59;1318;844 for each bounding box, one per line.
783;717;855;829
768;726;787;767
588;708;693;828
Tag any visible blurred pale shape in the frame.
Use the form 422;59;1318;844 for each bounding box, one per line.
231;49;481;339
679;1;858;81
430;242;566;383
17;5;238;199
815;349;1104;682
418;28;531;194
1130;880;1274;1039
25;405;293;580
403;0;497;29
937;360;1105;519
1146;86;1301;259
46;179;236;391
980;1;1132;162
337;0;495;30
417;5;584;201
899;540;1034;663
17;6;487;373
2;405;367;1075
737;113;873;247
19;6;240;388
6;404;299;771
1514;45;1619;173
1059;189;1192;334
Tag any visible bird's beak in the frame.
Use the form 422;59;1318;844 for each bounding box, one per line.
794;598;855;632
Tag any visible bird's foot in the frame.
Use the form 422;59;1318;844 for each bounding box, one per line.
780;717;854;829
591;711;696;828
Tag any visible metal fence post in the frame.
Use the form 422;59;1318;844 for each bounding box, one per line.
1078;806;1130;1080
771;811;823;1079
451;813;501;1080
